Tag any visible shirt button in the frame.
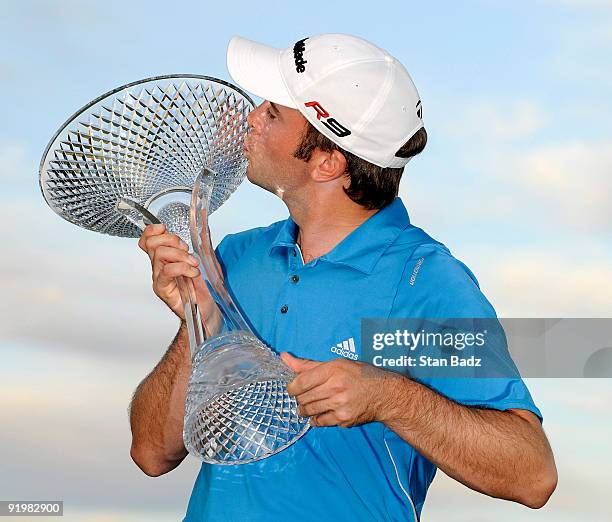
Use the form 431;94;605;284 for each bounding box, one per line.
280;305;289;314
290;274;299;283
293;250;297;257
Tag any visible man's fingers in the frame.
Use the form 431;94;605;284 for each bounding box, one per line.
158;261;200;280
141;223;166;238
286;364;332;397
310;412;339;428
152;246;199;280
298;399;334;418
136;225;211;322
147;233;188;254
152;245;198;267
141;231;188;261
138;224;166;251
295;387;332;407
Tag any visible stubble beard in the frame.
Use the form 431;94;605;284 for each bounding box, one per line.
246;163;279;197
246;160;294;201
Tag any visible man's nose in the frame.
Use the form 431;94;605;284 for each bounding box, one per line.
246;102;267;132
246;110;256;130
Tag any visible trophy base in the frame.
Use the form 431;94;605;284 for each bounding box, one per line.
184;331;310;464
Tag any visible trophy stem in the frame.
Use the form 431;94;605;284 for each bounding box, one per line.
189;176;251;335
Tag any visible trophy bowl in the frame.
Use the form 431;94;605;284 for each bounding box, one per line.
39;74;251;246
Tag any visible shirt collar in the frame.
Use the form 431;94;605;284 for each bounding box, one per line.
268;197;411;274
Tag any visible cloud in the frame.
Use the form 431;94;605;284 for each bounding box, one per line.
430;98;612;236
443;100;546;141
463;246;612;317
0;197;181;360
517;140;612;233
425;468;610;521
423;379;612;521
0;346;200;515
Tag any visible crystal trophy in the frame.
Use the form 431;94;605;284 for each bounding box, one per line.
39;75;310;464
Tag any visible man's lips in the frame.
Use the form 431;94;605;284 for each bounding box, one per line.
243;138;253;154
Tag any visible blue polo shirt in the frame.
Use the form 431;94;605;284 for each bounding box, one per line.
183;197;542;522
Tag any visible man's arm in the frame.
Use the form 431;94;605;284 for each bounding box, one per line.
282;354;557;509
129;223;209;477
129;322;191;476
379;374;557;508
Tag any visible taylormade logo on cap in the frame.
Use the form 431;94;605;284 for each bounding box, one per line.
227;33;424;168
293;38;308;73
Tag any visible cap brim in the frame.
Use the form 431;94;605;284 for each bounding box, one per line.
227;36;297;109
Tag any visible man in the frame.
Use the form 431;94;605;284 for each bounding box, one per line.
129;34;557;521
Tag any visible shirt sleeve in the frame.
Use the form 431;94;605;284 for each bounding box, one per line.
213;233;238;278
213;226;270;278
389;243;544;422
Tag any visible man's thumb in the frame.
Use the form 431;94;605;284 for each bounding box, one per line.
280;352;319;373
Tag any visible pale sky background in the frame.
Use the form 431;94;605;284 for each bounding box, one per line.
1;0;611;520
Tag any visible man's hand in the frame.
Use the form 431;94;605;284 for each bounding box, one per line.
138;224;210;321
281;352;400;428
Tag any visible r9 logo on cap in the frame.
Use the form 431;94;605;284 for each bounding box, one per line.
304;101;351;138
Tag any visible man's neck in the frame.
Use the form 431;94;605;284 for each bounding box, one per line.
291;200;379;264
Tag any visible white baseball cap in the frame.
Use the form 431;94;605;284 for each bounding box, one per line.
227;34;424;169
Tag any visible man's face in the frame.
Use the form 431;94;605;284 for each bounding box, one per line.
243;100;309;200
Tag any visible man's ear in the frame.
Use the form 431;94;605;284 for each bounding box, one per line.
309;149;347;183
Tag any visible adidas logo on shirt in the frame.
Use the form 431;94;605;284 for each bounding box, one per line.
330;337;358;360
